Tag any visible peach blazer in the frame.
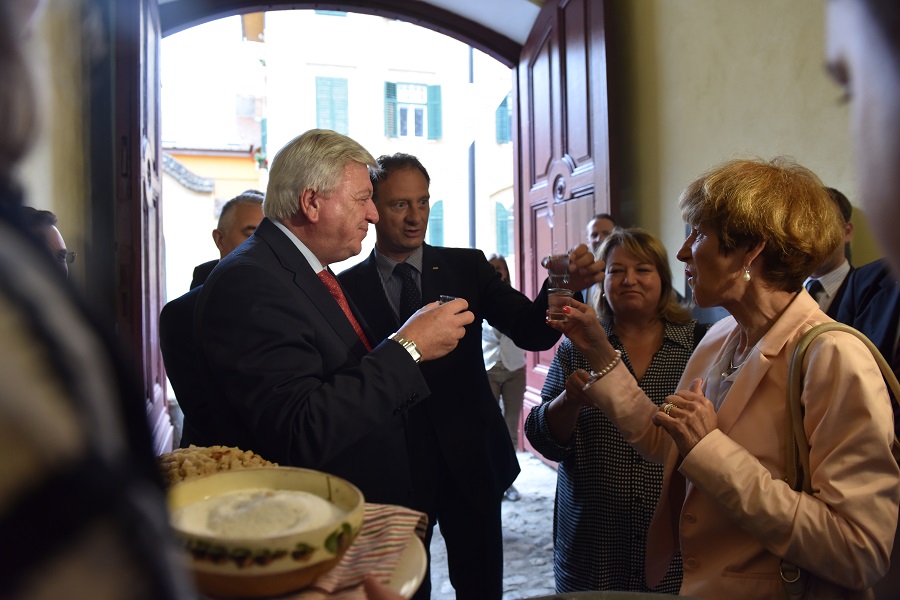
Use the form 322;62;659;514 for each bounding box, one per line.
586;291;900;599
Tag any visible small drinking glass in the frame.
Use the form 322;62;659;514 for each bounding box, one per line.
543;253;570;287
547;288;574;322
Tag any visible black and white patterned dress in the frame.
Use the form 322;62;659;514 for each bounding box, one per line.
525;320;701;594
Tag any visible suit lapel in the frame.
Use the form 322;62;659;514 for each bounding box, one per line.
715;293;819;435
420;244;443;304
354;252;399;343
255;219;370;358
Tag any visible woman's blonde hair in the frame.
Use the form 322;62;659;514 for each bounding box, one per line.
678;157;842;292
595;227;692;325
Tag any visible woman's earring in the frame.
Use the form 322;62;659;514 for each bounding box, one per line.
742;265;751;282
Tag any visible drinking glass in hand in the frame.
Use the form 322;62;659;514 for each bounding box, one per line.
547;288;574;322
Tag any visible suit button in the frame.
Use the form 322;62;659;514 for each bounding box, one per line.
683;512;697;524
684;557;700;570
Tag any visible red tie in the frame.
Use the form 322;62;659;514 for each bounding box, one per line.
318;270;372;351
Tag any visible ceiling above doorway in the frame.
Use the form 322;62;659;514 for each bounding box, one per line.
158;0;544;67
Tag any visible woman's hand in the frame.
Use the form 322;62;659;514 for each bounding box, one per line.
653;378;718;457
564;370;597;407
546;299;609;357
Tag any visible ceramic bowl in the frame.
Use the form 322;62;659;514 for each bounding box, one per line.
167;467;365;598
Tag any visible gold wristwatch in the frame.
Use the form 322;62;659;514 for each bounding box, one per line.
389;333;422;363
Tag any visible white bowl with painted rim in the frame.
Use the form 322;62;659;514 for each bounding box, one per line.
167;466;365;599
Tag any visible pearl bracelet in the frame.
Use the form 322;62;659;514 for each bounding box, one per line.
582;350;623;390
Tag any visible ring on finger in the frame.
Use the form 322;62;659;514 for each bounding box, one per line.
663;402;676;416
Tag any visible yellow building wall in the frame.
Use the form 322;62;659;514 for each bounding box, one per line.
167;153;263;201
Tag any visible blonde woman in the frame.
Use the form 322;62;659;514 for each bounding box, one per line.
552;158;900;599
526;227;705;593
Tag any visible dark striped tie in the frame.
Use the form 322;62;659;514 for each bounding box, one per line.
394;262;421;323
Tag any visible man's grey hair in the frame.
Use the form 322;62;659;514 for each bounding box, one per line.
263;129;377;222
217;189;264;231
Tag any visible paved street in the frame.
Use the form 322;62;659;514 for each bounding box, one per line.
428;452;558;599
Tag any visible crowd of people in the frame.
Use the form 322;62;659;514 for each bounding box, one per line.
6;0;900;599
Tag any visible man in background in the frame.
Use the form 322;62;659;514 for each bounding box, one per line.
587;212;616;254
339;152;600;600
586;213;616;309
482;253;528;502
190;189;264;288
21;207;75;278
161;189;263;446
803;187;854;318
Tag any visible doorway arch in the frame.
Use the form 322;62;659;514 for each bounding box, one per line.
159;0;523;67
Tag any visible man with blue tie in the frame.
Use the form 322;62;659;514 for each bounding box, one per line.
803;187;855;318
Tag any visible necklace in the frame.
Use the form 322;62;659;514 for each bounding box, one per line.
722;340;749;379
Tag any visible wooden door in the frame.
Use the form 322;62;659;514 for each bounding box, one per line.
115;0;172;454
515;0;611;462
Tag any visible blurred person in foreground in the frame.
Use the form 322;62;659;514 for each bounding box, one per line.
549;158;900;599
21;206;75;278
194;130;473;513
826;7;900;595
826;0;900;277
189;189;264;289
526;227;707;594
0;0;193;597
481;253;528;502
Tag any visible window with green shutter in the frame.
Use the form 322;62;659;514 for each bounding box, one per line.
316;77;349;135
384;82;397;137
428;200;444;246
496;202;512;256
427;85;442;140
384;82;441;140
496;94;511;144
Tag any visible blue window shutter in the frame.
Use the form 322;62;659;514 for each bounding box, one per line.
316;77;348;135
332;78;348;135
316;77;332;130
496;202;510;256
428;200;444;246
496;95;511;144
427;85;442;140
385;82;397;138
261;117;267;153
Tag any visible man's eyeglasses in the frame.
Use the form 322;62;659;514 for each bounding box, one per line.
55;251;76;265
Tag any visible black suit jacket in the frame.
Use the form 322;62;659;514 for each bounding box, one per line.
193;218;431;506
836;259;900;360
339;245;561;503
825;265;855;319
190;259;218;289
159;286;215;448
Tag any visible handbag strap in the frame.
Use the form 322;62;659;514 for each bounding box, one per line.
786;322;900;493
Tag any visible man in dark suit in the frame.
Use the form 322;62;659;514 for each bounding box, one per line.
189;189;264;289
338;153;600;600
192;130;473;510
803;187;855;318
162;189;264;447
836;258;900;373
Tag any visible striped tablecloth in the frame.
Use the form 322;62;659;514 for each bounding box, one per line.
289;503;428;600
